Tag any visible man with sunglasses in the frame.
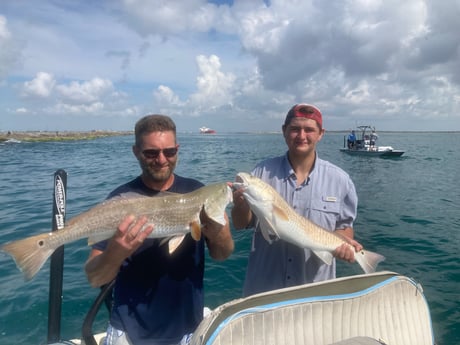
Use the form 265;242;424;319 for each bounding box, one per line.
231;104;363;297
85;114;234;345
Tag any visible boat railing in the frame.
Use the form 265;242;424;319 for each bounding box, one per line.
81;280;115;345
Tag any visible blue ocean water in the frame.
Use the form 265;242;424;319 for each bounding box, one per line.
0;131;458;345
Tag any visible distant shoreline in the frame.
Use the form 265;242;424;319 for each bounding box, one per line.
0;130;133;143
1;130;458;143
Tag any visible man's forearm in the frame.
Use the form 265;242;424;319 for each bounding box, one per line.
231;203;253;230
335;227;354;239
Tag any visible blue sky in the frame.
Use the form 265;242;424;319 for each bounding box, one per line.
1;0;459;132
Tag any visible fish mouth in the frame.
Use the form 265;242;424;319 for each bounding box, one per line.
233;173;248;191
232;183;245;191
235;174;245;183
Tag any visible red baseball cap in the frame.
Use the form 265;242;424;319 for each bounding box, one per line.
284;103;322;127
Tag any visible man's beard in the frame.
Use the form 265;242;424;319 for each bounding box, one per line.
140;159;177;183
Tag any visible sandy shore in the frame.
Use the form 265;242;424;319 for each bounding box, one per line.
0;130;132;143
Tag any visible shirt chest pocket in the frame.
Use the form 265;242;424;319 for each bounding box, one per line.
306;197;342;231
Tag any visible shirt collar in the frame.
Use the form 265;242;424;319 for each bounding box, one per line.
282;151;319;185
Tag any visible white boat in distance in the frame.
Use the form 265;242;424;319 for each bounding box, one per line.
340;125;404;157
200;126;216;134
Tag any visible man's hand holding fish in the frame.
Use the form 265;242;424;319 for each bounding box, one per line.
332;230;363;263
85;215;154;287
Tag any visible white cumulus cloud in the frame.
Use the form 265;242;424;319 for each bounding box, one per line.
188;54;236;111
56;78;114;104
21;72;56;98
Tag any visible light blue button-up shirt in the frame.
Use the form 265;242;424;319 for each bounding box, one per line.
243;152;358;297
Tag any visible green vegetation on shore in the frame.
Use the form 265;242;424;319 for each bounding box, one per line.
0;130;132;143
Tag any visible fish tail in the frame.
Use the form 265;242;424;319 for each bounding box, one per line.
1;233;55;281
355;249;386;274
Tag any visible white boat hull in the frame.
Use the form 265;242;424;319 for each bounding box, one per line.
340;148;404;157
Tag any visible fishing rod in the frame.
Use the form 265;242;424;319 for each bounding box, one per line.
47;169;67;344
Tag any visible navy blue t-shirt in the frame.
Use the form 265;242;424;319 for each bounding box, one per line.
93;174;205;345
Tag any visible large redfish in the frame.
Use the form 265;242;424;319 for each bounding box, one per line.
233;172;385;273
1;182;232;281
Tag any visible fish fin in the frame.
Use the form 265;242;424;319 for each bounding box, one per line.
168;235;186;254
202;196;229;226
258;218;280;244
272;204;290;221
259;222;272;244
257;204;285;243
312;250;334;265
156;191;179;197
108;191;178;200
202;200;226;225
166;224;203;253
354;249;386;274
190;221;202;241
1;233;55;281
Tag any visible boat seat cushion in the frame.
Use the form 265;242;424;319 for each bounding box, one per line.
190;272;434;345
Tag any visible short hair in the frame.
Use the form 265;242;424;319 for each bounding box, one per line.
134;114;176;147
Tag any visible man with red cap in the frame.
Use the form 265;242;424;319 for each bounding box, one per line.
232;103;363;297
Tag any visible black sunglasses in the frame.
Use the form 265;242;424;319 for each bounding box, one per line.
142;147;178;159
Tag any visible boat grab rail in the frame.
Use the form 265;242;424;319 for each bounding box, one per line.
81;280;115;345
